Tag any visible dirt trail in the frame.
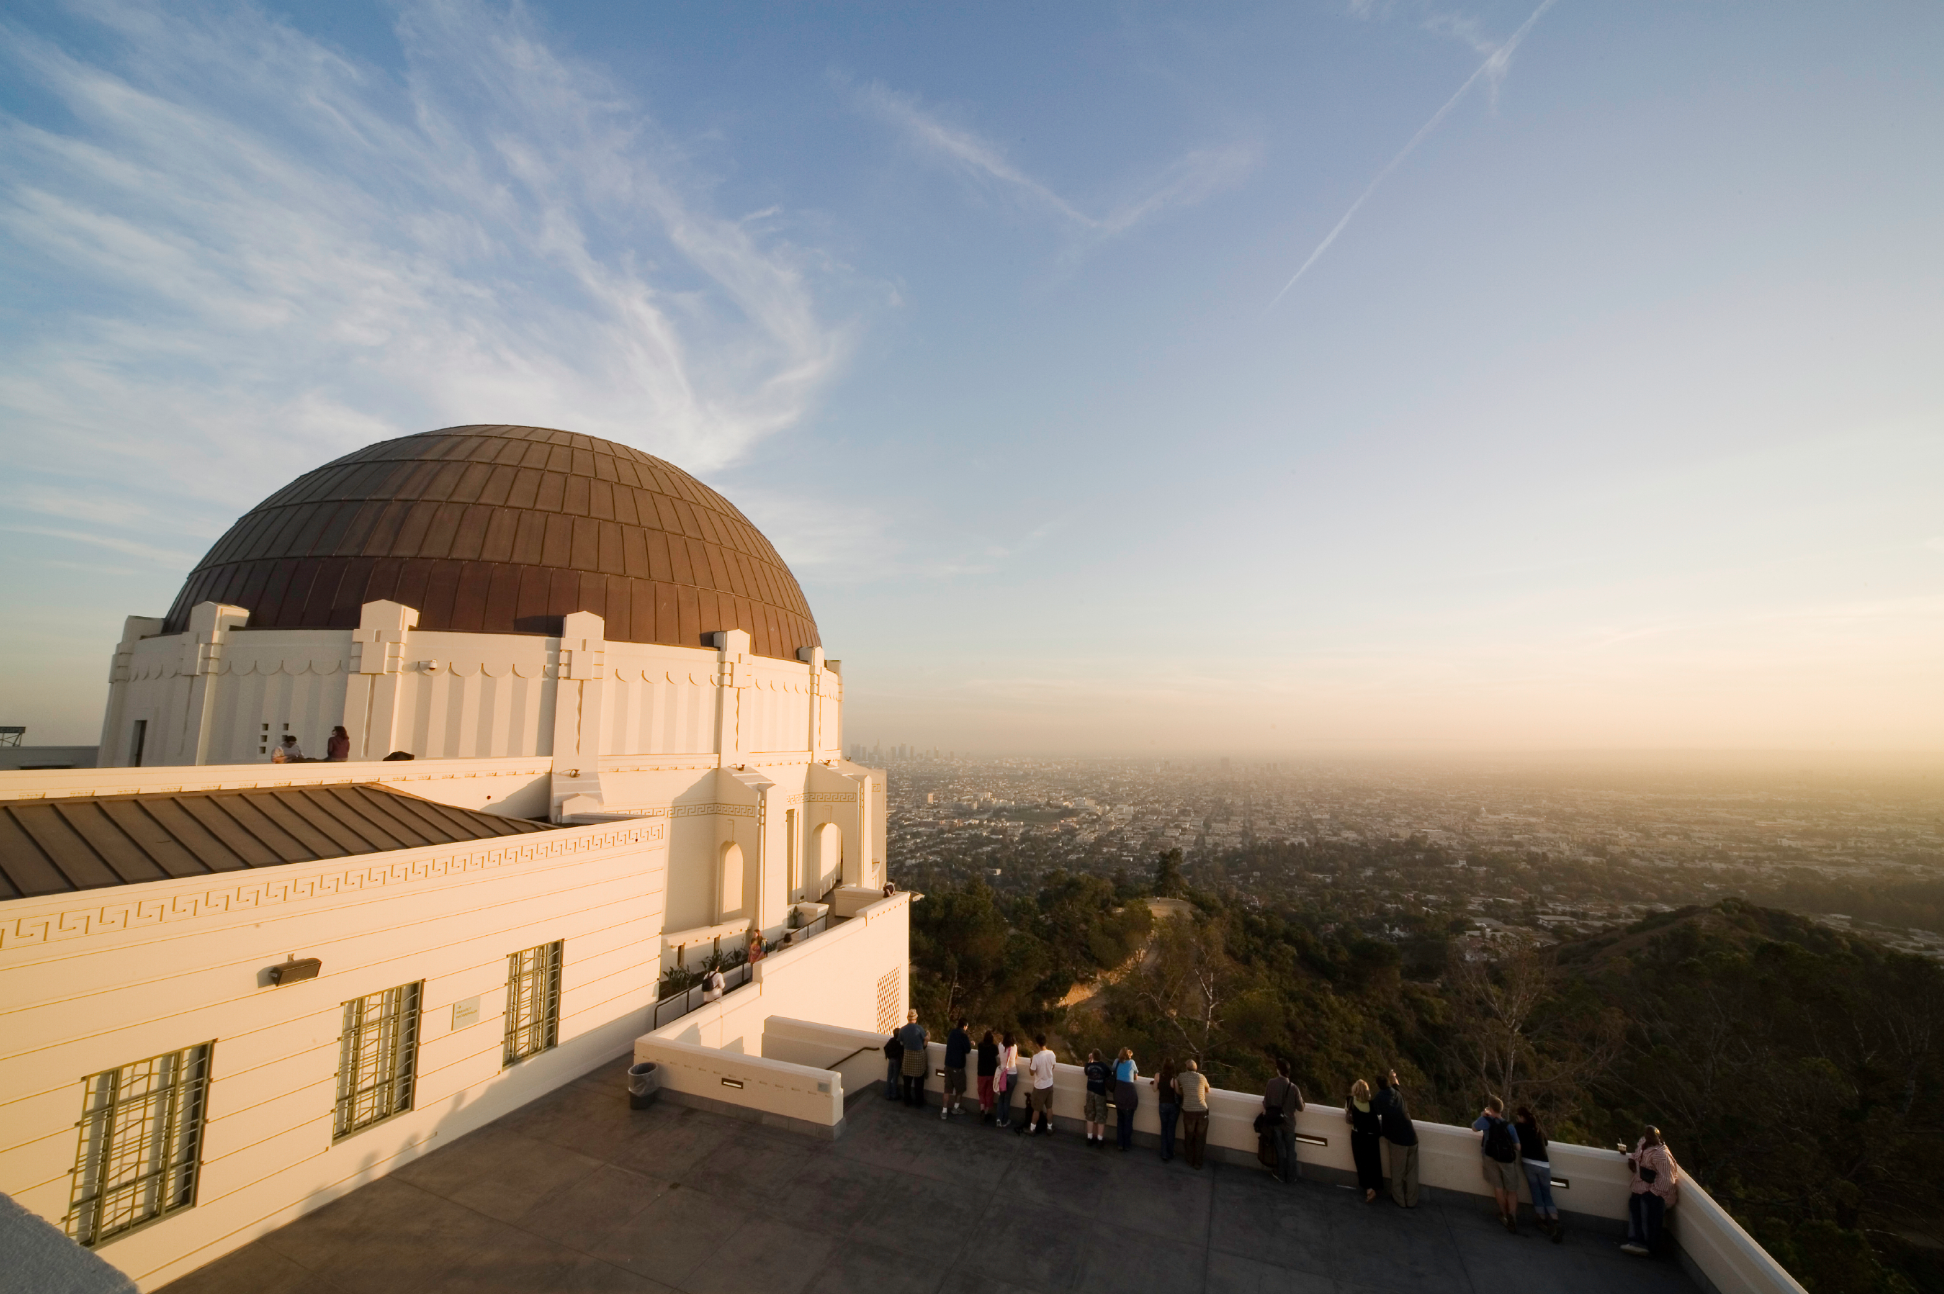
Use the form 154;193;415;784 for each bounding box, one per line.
1058;898;1193;1008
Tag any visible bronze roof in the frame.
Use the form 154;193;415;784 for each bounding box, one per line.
0;784;555;899
163;425;820;660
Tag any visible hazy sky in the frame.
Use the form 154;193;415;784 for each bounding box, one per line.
3;1;1939;752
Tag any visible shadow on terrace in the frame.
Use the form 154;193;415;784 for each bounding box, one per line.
158;1054;1700;1294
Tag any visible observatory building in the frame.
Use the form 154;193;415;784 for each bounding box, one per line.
0;427;909;1289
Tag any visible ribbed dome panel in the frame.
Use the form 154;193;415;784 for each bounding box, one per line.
163;425;820;661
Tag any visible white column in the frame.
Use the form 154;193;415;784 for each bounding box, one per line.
343;601;418;761
174;603;248;765
548;612;607;819
98;616;164;766
712;629;751;767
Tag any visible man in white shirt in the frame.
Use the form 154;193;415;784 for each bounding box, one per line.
701;966;726;1002
1027;1035;1058;1136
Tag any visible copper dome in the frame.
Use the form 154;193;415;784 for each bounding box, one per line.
164;425;820;661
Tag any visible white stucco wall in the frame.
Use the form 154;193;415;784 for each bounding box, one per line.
0;815;673;1291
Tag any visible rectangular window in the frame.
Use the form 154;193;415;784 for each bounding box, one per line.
68;1043;213;1247
128;719;147;767
334;982;422;1139
503;941;563;1066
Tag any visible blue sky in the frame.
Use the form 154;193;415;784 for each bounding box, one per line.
2;0;1940;752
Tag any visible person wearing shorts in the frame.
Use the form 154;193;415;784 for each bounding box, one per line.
1082;1051;1111;1144
1473;1097;1524;1232
1026;1036;1058;1135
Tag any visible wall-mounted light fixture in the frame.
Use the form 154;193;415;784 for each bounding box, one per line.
267;957;321;986
720;1077;745;1089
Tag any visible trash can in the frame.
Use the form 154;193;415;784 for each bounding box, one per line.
627;1061;661;1110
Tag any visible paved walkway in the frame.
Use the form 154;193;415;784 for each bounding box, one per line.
161;1058;1700;1294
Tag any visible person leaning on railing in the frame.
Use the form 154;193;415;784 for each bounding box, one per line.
896;1011;929;1107
994;1032;1020;1129
1261;1058;1304;1183
1176;1060;1211;1169
1345;1080;1384;1203
1515;1106;1563;1243
882;1029;904;1103
1621;1127;1682;1257
1372;1069;1420;1207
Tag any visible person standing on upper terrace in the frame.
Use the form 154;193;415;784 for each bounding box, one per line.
1373;1069;1420;1207
897;1010;929;1107
943;1018;972;1120
1263;1058;1304;1182
1473;1096;1523;1233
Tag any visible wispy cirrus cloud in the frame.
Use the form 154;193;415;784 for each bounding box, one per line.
0;0;851;559
853;80;1257;240
1271;0;1557;307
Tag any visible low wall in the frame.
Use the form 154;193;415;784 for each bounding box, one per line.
647;893;910;1057
630;894;912;1134
631;1036;842;1137
762;1017;885;1105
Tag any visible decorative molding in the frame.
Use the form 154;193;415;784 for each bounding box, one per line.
0;824;656;951
786;792;858;806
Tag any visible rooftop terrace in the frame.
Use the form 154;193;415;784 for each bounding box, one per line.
156;1056;1701;1294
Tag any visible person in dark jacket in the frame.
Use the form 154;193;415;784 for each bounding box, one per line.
326;726;351;761
1262;1058;1304;1183
1372;1069;1420;1207
883;1030;904;1102
1345;1079;1384;1202
942;1018;972;1119
976;1030;1000;1122
1516;1106;1562;1242
1082;1050;1111;1145
1153;1059;1181;1162
896;1011;928;1107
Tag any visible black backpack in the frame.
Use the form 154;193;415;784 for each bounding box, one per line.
1483;1116;1517;1163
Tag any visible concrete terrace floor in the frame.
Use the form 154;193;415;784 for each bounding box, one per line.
159;1058;1701;1294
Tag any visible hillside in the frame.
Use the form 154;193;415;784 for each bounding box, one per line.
910;875;1944;1293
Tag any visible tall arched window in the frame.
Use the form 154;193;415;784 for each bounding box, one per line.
814;823;841;896
718;841;744;920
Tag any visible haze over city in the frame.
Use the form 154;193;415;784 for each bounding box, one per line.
3;0;1940;753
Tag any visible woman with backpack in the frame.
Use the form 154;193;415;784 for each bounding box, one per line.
1515;1105;1563;1241
1472;1096;1523;1232
1622;1126;1682;1256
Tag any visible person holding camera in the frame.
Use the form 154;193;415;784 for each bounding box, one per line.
1621;1126;1681;1256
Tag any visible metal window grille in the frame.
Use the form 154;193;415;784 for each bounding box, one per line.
333;982;422;1139
503;941;563;1066
68;1043;212;1247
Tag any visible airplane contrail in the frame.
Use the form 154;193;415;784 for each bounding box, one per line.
1268;0;1558;310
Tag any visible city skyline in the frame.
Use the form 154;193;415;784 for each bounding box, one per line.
4;1;1940;752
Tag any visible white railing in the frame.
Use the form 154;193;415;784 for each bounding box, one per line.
753;1020;1804;1294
